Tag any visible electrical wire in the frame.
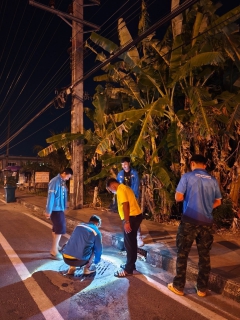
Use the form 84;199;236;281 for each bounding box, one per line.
0;0;7;36
0;12;60;116
0;98;55;150
0;0;70;137
1;64;71;139
0;0;145;137
82;0;159;68
2;0;236;151
0;0;194;147
0;0;199;150
8;109;70;152
0;1;22;78
0;5;37;112
0;21;68;131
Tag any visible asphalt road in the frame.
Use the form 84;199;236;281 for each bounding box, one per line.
0;200;240;320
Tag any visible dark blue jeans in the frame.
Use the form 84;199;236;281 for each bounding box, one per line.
124;214;143;273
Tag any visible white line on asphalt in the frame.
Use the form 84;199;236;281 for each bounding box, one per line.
0;232;65;320
21;211;70;239
137;274;228;320
21;210;237;319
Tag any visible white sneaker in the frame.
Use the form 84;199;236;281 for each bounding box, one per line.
137;236;144;247
83;265;96;275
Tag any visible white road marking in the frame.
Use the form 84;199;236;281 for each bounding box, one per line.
11;208;239;319
137;274;228;320
21;211;70;238
0;232;65;320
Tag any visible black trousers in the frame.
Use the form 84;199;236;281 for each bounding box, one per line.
124;214;143;273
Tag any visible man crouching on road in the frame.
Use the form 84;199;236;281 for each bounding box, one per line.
168;154;222;297
106;178;143;278
45;168;73;260
62;215;102;275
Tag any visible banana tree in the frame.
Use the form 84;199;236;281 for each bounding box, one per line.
85;0;240;216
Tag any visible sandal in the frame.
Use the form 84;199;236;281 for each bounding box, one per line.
195;285;207;297
114;268;133;278
167;283;184;296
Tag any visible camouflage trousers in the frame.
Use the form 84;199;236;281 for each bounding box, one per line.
173;221;213;291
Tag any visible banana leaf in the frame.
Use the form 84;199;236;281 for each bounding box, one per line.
118;18;140;64
131;97;169;159
95;121;132;155
90;32;118;54
174;52;225;81
84;168;109;184
92;92;107;128
169;34;183;77
46;132;83;143
152;163;173;189
38;140;71;157
207;5;240;35
192;12;204;47
166;121;181;151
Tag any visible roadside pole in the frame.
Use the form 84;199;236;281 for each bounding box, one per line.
70;0;84;209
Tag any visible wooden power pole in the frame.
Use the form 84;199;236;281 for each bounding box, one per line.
29;0;100;209
70;0;84;209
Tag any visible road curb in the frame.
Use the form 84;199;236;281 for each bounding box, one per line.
12;196;240;303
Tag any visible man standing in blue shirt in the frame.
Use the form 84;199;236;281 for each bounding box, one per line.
45;168;73;260
168;155;222;297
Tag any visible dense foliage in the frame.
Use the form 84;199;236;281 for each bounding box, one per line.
40;1;240;225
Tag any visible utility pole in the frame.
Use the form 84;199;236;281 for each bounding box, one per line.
70;0;84;209
29;0;100;209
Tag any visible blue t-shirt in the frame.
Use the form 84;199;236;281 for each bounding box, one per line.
176;169;222;225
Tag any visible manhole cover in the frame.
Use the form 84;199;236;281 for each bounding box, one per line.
59;258;116;280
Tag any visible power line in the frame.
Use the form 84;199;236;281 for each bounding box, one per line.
8;109;70;152
0;0;143;139
0;0;198;150
0;99;54;150
71;0;199;89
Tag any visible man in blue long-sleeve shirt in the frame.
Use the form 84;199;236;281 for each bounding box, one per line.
45;168;73;260
62;215;102;275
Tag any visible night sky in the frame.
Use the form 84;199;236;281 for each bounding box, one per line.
0;0;236;157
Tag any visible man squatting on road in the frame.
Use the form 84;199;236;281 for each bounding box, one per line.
45;167;73;260
106;178;143;277
117;157;144;247
168;154;222;297
62;215;102;275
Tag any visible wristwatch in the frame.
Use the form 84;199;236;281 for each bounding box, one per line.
124;220;129;224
